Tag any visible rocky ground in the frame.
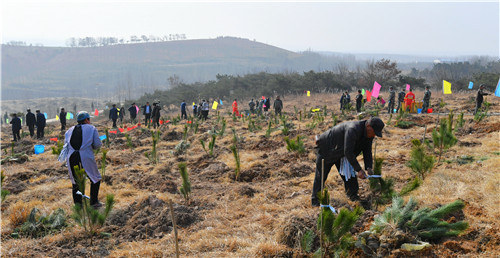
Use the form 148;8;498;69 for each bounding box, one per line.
1;91;499;257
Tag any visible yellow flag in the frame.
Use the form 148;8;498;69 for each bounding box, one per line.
56;115;59;121
212;101;218;110
443;80;452;94
307;91;311;97
193;102;195;106
311;108;320;112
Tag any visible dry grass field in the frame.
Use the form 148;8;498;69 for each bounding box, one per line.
1;91;499;257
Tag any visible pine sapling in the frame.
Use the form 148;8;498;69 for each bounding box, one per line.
208;134;216;156
429;116;457;162
1;170;9;202
71;166;115;242
178;162;191;204
101;149;108;183
407;139;435;180
230;144;241;181
368;157;395;208
124;133;133;149
284;135;306;154
265;120;273;138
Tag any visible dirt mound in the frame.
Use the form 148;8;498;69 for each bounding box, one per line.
105;195;199;241
238;163;270;182
235;184;257;197
111;172;178;193
250;137;281;151
3;179;27;195
162;130;182;141
196;161;230;182
276;215;318;250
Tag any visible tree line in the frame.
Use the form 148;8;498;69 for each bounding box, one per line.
65;34;187;47
133;58;500;107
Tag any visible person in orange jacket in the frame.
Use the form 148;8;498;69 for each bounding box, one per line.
232;99;240;116
404;89;416;111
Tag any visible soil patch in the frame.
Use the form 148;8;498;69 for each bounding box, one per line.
105;195;199;242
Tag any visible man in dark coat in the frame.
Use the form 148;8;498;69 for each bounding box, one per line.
421;86;431;113
109;104;118;128
180;100;187;120
388;87;396;114
474;84;490;115
118;106;125;123
10;113;22;141
397;88;405;113
151;103;161;128
26;109;36;138
60;108;67;131
128;103;137;123
36;110;46;139
142;102;152;126
311;117;385;206
355;90;363;113
273;96;283;116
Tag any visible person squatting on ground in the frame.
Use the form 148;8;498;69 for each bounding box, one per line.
474;84;489;115
397;88;405;113
26;109;36;138
65;111;103;208
143;102;152;126
109;104;118;128
355;90;363;113
376;96;386;108
152;102;161;128
274;96;283;116
59;108;67;131
421;86;431;113
404;89;415;112
388;86;395;114
10;113;22;142
180;100;187;120
36;110;46;139
311;117;385;206
232;99;240;117
128;103;137;123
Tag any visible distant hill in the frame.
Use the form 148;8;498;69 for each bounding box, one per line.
1;37;357;101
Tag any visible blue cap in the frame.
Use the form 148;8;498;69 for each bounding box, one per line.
76;111;90;122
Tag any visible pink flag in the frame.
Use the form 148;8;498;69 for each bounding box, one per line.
372;81;381;98
406;84;410;91
94;109;99;116
135;105;139;113
367;90;372;102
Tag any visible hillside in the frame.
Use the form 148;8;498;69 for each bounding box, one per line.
1;37;349;101
1;91;499;256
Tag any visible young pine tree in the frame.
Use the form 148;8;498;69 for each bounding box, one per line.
368;158;395;209
178;162;191;204
429;115;457;162
407;139;435;180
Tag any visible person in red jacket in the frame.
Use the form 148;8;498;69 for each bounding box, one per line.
404;89;416;111
232;99;240;116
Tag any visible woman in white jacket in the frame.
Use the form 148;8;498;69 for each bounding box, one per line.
65;111;103;208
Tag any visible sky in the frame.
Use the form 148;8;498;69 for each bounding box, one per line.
1;0;499;57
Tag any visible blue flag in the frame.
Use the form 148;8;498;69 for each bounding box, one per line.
220;100;223;105
99;135;107;141
495;78;500;97
468;81;473;89
44;112;48;119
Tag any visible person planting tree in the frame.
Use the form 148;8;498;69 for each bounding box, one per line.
311;117;385;206
65;111;103;209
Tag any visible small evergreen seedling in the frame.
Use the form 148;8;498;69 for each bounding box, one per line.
124;133;133;149
399;176;422;196
368;158;395;208
51;140;64;155
208;134;216;156
178;162;191;204
15;207;67;238
407;139;435;180
101;149;108;183
428;115;457;162
316;187;364;257
265;120;273;138
230;144;241;181
284;136;306;154
71;166;115;241
1;170;9;202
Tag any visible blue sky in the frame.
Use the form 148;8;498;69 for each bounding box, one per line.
1;0;499;56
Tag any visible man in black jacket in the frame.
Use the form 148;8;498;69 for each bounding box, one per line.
142;102;152;126
109;104;118;128
128;103;137;123
355;90;363;113
36;110;46;139
60;108;67;131
10;113;22;141
474;84;490;115
26;109;36;138
311;117;385;206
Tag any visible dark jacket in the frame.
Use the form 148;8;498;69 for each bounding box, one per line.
10;117;22;131
398;91;405;102
36;113;46;127
142;105;152;115
119;107;125;119
317;120;373;172
60;111;67;123
355;94;363;105
180;102;186;112
152;105;161;119
128;106;137;116
109;107;118;120
273;99;283;111
26;112;36;126
476;89;489;104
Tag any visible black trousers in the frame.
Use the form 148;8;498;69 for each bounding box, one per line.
311;152;359;202
69;152;100;206
61;122;66;131
13;129;21;141
28;124;35;137
388;101;395;114
474;102;483;115
181;110;187;119
145;114;151;125
37;126;45;138
112;118;117;128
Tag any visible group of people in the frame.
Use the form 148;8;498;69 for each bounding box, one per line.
107;102;162;128
352;86;433;114
9;109;47;141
